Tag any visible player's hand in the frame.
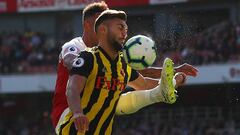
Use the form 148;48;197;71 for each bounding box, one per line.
175;63;198;77
174;72;187;87
72;112;89;133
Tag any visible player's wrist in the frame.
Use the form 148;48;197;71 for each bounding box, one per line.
173;67;178;73
149;85;162;103
72;111;84;119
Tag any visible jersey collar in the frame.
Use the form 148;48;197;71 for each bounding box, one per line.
98;46;119;64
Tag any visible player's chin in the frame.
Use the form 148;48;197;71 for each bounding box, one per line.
117;41;124;47
119;38;126;44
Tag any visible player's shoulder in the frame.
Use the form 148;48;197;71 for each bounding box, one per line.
79;47;95;59
78;46;100;62
72;48;94;68
83;46;99;54
80;48;92;55
62;37;86;51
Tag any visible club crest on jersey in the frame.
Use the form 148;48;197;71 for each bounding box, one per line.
73;58;84;67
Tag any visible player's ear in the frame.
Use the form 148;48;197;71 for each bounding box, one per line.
98;25;106;34
84;20;91;30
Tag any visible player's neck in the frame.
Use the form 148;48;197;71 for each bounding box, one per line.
82;33;94;47
99;42;118;60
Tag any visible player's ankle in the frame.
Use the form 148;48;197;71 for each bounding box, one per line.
149;85;164;103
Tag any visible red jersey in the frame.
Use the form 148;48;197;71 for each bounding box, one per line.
51;37;86;128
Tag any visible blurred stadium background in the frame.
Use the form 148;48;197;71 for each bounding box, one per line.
1;0;240;134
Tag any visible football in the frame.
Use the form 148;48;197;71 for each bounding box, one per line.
122;35;157;70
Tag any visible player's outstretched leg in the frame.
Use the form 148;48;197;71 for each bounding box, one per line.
115;58;177;115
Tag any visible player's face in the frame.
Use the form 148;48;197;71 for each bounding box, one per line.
106;18;128;52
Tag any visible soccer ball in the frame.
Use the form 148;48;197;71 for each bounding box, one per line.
122;35;157;70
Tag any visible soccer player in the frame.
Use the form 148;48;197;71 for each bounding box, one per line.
51;1;198;132
51;1;109;129
56;9;188;135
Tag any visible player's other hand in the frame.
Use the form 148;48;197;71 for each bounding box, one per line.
72;112;89;133
175;63;198;77
174;72;187;87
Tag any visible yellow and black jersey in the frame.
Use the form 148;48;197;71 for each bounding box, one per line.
58;46;138;135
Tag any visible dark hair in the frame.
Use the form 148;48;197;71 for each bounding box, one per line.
82;1;108;21
94;9;127;32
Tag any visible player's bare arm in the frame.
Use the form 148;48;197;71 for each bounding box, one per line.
65;49;94;133
139;63;199;79
175;63;199;77
66;75;89;133
127;73;159;90
66;75;86;116
128;71;186;91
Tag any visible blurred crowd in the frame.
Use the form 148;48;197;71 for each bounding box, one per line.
114;106;240;135
0;104;239;135
0;111;54;135
1;21;240;74
155;21;240;66
114;117;240;135
0;31;59;74
0;94;55;135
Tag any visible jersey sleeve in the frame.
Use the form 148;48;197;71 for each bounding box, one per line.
70;51;94;77
61;38;86;59
129;69;139;82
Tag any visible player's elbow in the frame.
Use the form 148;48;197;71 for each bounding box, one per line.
65;77;83;100
65;82;72;99
66;75;86;99
65;80;76;100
